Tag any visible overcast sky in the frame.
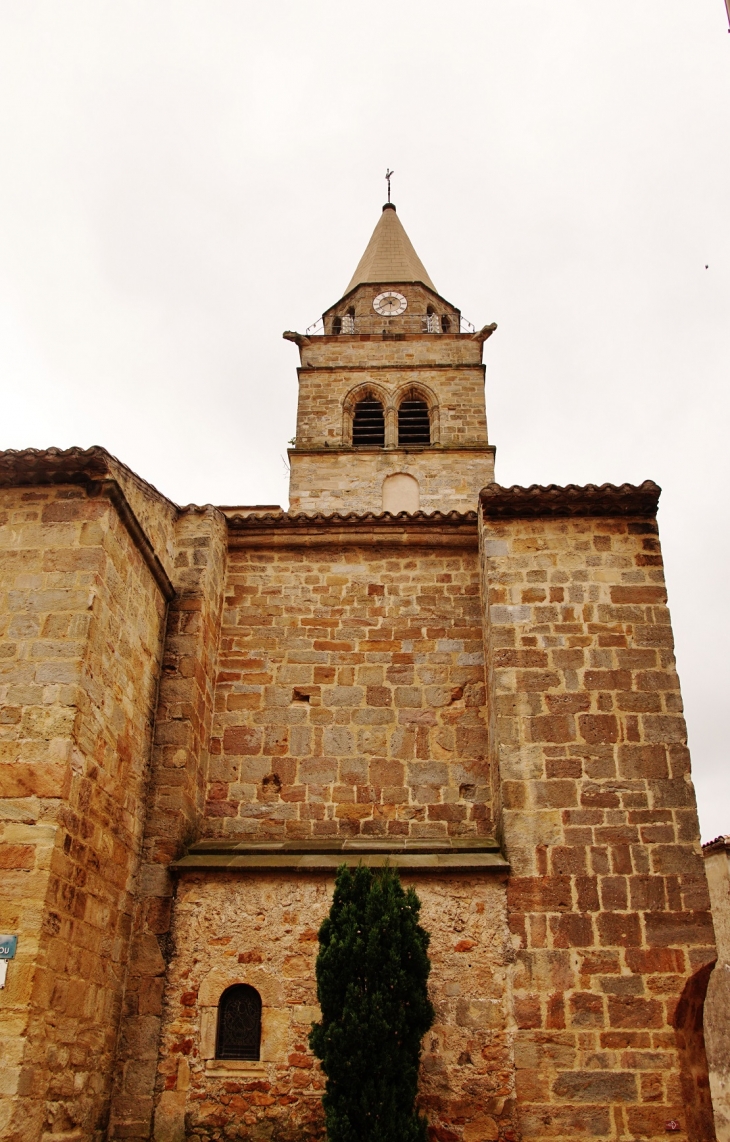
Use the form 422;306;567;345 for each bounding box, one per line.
1;2;728;841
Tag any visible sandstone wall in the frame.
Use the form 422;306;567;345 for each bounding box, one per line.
152;871;514;1142
109;508;228;1142
479;486;716;1142
298;322;484;372
287;449;495;515
0;483;170;1142
204;536;493;842
293;362;489;450
704;840;730;1141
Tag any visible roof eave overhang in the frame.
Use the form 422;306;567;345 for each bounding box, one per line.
479;481;661;520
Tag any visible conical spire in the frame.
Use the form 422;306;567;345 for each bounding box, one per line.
344;204;436;295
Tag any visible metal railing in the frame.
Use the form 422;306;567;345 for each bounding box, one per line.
304;313;477;336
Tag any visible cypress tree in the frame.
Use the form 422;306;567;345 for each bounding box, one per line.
309;864;434;1142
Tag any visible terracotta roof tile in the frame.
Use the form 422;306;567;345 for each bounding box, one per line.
480;480;661;519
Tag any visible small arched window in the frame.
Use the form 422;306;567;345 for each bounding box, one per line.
332;316;342;335
398;397;431;445
216;984;262;1060
441;315;451;333
352;397;385;447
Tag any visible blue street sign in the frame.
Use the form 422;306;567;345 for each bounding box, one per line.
0;936;17;959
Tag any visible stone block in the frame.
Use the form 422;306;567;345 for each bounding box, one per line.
552;1070;637;1102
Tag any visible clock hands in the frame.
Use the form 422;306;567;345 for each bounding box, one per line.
372;290;407;316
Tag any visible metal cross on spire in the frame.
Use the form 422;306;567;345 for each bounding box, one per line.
385;169;394;203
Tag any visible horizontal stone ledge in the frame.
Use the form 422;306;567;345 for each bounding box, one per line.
228;527;478;549
296;362;486;372
480;480;661;519
173;837;507;873
289;445;496;456
188;836;500;852
171;850;509;873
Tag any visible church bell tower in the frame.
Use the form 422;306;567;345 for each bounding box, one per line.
285;201;497;514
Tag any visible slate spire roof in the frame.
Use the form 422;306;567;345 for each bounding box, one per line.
344;203;436;295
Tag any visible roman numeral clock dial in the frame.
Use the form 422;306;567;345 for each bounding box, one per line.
373;290;407;316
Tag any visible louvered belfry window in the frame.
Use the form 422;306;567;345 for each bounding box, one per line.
398;398;431;445
216;984;262;1060
352;397;385;446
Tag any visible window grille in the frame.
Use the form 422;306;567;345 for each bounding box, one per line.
342;313;355;333
398;399;430;445
216;984;262;1060
352;398;385;447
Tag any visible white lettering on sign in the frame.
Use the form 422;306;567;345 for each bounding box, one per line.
0;936;18;959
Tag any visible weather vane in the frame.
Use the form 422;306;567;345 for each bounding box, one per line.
385;169;394;203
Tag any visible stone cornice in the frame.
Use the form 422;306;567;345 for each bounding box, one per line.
289;445;495;457
227;509;479;549
297;363;485;373
480;480;661;519
172;836;508;873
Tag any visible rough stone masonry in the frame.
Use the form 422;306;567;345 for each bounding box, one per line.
0;200;720;1142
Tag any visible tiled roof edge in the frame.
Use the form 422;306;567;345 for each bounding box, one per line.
0;445;179;512
702;835;730;853
480;480;661;519
226;508;479;528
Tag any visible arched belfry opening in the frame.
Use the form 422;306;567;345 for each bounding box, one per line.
425;305;440;334
216;984;262;1061
398;393;431;446
352;395;385;447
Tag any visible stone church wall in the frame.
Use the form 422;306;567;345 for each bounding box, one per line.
479;487;717;1142
152;870;515;1142
0;482;170;1142
1;191;721;1142
204;539;494;842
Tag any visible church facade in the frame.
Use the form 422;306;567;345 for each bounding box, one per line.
0;203;718;1142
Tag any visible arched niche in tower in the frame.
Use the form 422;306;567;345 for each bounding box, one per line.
382;472;420;515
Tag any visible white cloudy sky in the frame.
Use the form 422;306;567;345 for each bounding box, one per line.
1;2;728;840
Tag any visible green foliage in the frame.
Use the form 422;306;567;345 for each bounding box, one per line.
309;864;435;1142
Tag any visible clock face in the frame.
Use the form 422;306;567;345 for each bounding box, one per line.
373;291;407;316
